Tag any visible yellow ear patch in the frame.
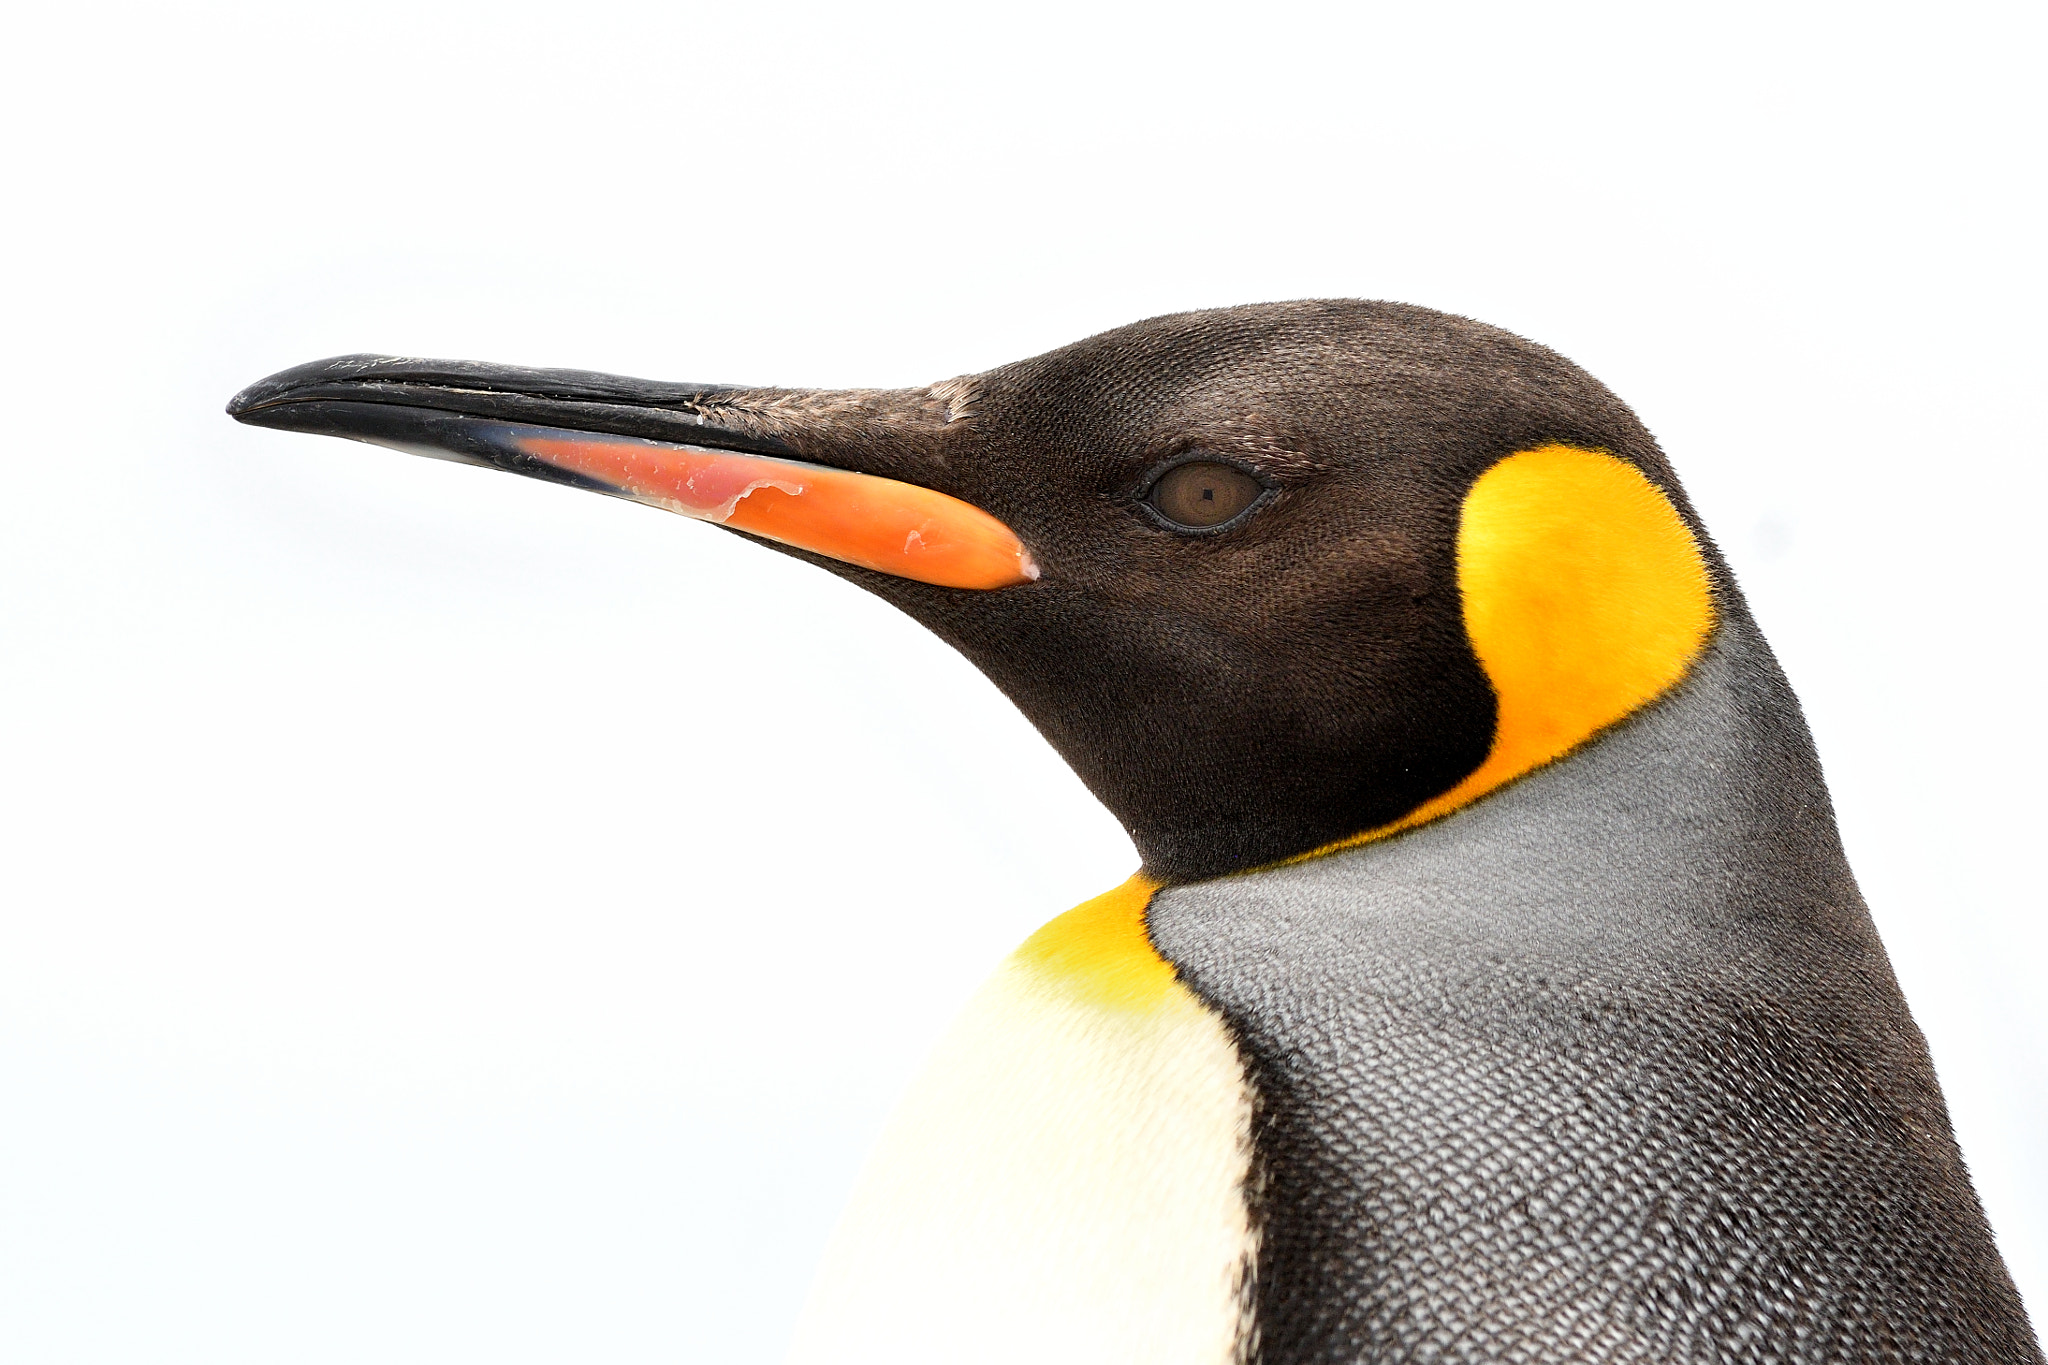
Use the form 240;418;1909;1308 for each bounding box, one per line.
1307;444;1714;859
1451;443;1716;799
1013;874;1174;1010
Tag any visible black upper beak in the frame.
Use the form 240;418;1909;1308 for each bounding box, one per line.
226;354;798;488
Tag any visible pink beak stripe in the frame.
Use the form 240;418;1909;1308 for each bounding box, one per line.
515;433;1040;590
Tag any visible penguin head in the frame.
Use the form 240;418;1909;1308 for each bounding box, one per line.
229;300;1716;882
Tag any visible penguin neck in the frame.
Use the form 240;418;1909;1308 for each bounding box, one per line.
1154;602;1872;979
1267;604;1851;916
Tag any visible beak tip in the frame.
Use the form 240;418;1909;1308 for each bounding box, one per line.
225;388;304;432
226;354;398;426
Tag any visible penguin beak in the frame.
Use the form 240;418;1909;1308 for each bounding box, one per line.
226;356;1039;590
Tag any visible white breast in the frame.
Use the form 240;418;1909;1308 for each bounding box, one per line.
786;880;1257;1365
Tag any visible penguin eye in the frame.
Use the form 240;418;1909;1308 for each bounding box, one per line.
1143;461;1268;531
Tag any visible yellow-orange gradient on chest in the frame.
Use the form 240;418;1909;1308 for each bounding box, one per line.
1013;874;1178;1008
786;876;1257;1365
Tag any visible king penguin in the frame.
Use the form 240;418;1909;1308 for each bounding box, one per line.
229;301;2041;1365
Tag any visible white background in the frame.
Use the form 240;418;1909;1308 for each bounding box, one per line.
2;3;2041;1360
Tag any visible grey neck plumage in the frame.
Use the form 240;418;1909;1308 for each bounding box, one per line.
1149;609;2041;1364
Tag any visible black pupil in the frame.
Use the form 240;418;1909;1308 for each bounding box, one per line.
1149;462;1262;529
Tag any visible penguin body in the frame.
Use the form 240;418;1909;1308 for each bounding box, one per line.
1156;611;2019;1362
228;301;2042;1364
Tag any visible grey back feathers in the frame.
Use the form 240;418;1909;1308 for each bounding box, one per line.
1151;606;2040;1363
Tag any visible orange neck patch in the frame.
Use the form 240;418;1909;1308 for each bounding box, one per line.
1305;444;1715;860
1012;874;1173;1010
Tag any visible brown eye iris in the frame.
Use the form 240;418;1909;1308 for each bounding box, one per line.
1146;461;1266;529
